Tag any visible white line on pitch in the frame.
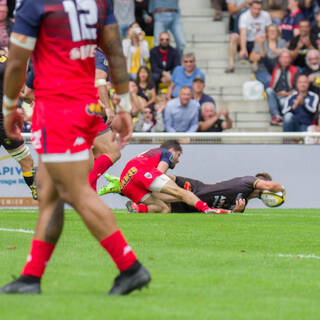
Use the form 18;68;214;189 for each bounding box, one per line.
0;228;34;234
277;253;320;260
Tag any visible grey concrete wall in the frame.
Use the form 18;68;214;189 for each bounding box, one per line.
98;144;320;209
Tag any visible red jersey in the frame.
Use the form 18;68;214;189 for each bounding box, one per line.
131;148;175;169
13;0;116;105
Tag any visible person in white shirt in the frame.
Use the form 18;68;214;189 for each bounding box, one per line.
225;0;271;73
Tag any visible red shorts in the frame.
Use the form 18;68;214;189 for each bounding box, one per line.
31;100;104;155
120;160;163;203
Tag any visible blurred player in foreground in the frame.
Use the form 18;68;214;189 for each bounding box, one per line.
99;172;285;213
106;140;230;214
1;0;150;295
0;49;37;200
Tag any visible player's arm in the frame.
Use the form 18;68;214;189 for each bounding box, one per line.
157;161;169;173
166;174;176;181
255;180;285;194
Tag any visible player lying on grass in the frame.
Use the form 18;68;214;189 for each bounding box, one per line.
99;139;230;214
99;172;285;213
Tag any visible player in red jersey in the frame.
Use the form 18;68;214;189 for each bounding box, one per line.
119;140;230;214
1;0;150;295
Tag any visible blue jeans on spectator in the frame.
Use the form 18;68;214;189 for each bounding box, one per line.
119;24;130;39
255;68;271;89
154;11;186;57
266;88;287;117
283;112;309;132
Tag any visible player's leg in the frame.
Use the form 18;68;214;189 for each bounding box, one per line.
88;129;121;191
6;142;37;200
126;194;171;213
44;159;150;295
0;159;64;294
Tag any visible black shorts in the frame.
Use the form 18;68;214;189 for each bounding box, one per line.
0;114;24;150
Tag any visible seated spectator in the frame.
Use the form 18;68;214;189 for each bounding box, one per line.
154;93;167;116
279;0;305;42
225;0;272;73
135;0;154;36
167;52;205;99
149;0;186;57
134;105;165;132
226;0;251;35
282;74;318;131
128;80;147;117
302;49;320;96
135;66;156;107
122;23;150;80
192;74;216;105
305;112;320;144
164;86;199;132
311;9;320;46
211;0;225;21
149;31;180;89
288;19;318;69
301;0;317;26
113;0;136;39
0;2;8;48
261;0;287;26
266;49;299;126
250;24;287;88
198;102;233;132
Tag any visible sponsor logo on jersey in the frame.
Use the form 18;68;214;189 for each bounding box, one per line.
144;172;152;179
120;167;137;191
31;130;42;150
73;137;85;146
70;44;97;60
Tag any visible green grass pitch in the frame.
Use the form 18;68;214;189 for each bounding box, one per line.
1;209;320;320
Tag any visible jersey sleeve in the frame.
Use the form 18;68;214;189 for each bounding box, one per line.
105;0;117;25
12;0;44;37
160;149;175;168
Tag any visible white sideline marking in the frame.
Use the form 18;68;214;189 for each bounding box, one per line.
0;228;34;234
277;253;320;260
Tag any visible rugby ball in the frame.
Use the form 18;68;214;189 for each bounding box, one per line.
260;191;284;208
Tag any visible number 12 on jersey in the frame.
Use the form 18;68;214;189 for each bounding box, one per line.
63;0;98;42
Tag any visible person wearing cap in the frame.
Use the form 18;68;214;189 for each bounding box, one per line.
192;74;216;106
166;52;205;99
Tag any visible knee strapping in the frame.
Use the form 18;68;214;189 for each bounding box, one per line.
10;144;31;162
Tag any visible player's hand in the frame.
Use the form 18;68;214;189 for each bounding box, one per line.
4;109;24;141
111;111;133;149
232;199;246;212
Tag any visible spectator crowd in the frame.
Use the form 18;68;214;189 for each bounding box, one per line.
2;0;320;140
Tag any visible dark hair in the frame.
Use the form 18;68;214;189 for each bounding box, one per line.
255;172;272;181
298;19;310;26
136;66;153;88
160;140;182;152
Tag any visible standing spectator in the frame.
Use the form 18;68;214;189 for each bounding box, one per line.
250;24;287;88
283;74;318;131
302;49;320;96
225;0;272;73
135;0;154;36
122;23;150;80
288;19;318;69
134;105;165;132
135;66;156;107
167;52;205;99
198;102;233;132
149;31;180;89
149;0;186;56
113;0;136;39
279;0;305;42
0;1;8;48
305;112;320;144
164;86;199;132
266;50;299;125
192;74;216;106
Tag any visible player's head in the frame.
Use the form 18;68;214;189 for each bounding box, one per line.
160;140;182;168
255;172;272;181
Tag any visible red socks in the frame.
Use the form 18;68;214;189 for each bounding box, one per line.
195;200;210;212
100;230;137;271
134;203;148;213
22;239;55;278
88;154;113;191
